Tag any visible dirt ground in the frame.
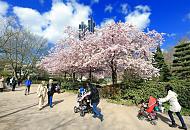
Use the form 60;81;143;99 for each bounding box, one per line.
0;84;189;130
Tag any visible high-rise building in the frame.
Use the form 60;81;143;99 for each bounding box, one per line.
88;17;95;33
79;17;95;39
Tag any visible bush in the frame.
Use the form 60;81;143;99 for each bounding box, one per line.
121;81;166;104
61;80;83;90
100;79;190;115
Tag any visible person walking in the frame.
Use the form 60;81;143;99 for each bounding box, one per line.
88;83;103;121
47;79;56;108
37;81;47;110
18;78;22;87
11;77;17;91
6;77;10;88
158;84;187;130
25;76;32;95
0;76;5;92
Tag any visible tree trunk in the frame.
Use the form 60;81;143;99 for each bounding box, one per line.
72;72;76;82
64;72;67;80
89;66;92;82
80;73;83;81
110;60;117;85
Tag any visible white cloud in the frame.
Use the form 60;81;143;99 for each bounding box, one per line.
100;18;115;27
125;5;151;30
13;7;47;36
13;0;91;43
0;0;9;16
104;4;113;13
121;3;128;15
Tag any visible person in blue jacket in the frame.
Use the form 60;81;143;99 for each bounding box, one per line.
25;76;32;95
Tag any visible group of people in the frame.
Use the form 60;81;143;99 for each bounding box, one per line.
0;75;188;128
36;80;104;121
0;76;17;91
37;79;60;109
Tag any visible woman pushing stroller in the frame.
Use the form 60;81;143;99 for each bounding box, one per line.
74;83;103;121
158;84;187;130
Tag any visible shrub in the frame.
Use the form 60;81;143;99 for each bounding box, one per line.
100;79;190;115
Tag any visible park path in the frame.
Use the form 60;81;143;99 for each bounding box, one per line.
0;84;189;130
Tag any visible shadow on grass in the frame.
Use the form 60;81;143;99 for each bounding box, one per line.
0;103;38;119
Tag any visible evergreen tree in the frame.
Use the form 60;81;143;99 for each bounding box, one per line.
172;40;190;79
153;46;171;81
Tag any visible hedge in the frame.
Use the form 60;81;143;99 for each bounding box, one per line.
100;80;190;115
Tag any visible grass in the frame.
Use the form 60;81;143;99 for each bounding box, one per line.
63;89;78;94
107;98;134;106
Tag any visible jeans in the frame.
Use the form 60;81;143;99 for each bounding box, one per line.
168;110;187;128
92;102;102;117
25;85;30;94
12;85;16;91
48;95;53;107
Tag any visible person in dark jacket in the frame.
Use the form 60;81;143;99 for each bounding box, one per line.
6;77;10;87
11;77;17;91
47;79;56;108
88;83;103;121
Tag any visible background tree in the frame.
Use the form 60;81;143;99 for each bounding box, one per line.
153;45;171;81
163;47;174;69
172;40;190;79
0;17;48;80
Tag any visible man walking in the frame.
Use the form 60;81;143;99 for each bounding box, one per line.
25;76;32;95
88;83;103;121
47;79;56;108
10;77;17;91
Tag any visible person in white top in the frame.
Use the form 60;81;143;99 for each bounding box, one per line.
0;76;5;92
37;81;47;110
158;84;187;130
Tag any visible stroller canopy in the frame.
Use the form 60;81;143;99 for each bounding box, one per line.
146;96;157;113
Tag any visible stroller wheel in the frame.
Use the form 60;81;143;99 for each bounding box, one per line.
138;115;144;120
80;110;85;117
89;107;93;114
150;120;157;125
74;106;78;113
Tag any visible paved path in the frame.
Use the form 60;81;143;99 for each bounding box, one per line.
0;84;189;130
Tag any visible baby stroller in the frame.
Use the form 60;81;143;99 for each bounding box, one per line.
74;92;93;117
137;96;159;125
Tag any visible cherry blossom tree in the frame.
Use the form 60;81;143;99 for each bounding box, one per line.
39;21;163;85
82;22;163;84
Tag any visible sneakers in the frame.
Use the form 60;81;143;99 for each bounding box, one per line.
98;115;104;122
178;126;187;130
169;123;177;128
92;114;104;122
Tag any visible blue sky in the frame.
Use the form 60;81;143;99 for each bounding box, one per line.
1;0;190;50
